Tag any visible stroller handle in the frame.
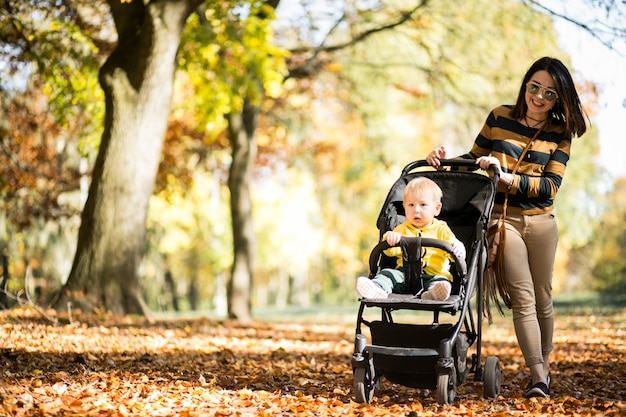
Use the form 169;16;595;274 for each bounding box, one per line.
368;237;467;278
401;159;501;182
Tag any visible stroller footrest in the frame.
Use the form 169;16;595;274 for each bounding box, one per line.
365;345;439;357
362;295;462;311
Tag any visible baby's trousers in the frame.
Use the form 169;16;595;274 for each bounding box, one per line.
372;268;447;295
500;212;557;367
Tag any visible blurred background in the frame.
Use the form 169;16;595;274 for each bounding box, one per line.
1;0;625;318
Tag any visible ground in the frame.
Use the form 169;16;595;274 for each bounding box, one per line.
0;305;624;416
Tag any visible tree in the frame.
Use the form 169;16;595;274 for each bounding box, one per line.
1;0;107;293
52;0;204;316
171;1;287;320
590;177;626;294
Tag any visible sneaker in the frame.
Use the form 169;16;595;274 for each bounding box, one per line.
524;381;550;399
356;276;388;299
525;375;550;393
421;281;452;301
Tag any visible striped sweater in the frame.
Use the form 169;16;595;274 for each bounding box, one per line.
461;105;570;215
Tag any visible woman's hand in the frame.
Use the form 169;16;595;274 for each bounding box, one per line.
475;156;501;172
426;146;447;169
476;156;514;187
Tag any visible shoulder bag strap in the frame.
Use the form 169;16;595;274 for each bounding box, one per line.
500;127;542;217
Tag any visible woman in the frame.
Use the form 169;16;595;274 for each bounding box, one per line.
426;57;587;399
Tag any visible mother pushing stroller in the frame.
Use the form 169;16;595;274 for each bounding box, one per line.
426;56;587;399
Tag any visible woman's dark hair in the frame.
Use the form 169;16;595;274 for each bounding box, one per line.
511;57;587;138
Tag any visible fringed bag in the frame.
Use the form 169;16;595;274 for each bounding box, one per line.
483;128;541;321
484;206;511;320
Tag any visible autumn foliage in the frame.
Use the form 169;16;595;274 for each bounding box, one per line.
0;91;82;230
0;307;624;416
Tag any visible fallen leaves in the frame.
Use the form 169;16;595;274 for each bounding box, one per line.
0;307;625;416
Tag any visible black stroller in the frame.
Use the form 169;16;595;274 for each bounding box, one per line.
351;159;501;405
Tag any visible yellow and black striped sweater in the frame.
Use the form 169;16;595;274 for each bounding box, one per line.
461;105;570;215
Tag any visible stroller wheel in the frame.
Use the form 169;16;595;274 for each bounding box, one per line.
353;367;375;403
483;356;501;398
436;372;456;405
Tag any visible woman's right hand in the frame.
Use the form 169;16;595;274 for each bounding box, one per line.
426;146;447;169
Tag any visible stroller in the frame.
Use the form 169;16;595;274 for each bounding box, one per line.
351;159;501;405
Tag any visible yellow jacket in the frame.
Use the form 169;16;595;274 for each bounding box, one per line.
383;219;456;280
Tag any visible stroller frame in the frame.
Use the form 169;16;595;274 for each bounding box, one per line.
351;159;502;405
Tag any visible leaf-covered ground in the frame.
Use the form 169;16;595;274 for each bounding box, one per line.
0;306;625;416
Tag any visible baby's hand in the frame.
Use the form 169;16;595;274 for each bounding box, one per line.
452;238;466;260
385;232;403;246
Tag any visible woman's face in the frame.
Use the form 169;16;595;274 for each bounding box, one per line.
525;70;558;116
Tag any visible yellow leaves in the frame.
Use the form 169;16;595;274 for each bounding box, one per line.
324;62;344;72
178;2;289;116
1;309;626;416
263;70;286;98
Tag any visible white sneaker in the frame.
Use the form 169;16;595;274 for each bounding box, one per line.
356;276;388;299
421;281;452;301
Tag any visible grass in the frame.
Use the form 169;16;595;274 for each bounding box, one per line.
553;291;626;314
151;291;626;325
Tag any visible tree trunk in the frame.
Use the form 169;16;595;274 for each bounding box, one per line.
52;0;201;316
0;251;8;310
163;270;179;312
226;99;258;321
188;275;199;311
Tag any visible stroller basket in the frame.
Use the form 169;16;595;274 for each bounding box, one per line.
369;321;454;389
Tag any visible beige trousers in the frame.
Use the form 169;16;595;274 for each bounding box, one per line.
498;212;557;367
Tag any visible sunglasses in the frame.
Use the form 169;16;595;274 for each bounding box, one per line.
526;82;558;102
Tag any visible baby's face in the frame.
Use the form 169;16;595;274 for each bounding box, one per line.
403;193;441;228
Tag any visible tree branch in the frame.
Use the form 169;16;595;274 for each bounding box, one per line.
526;0;626;53
286;0;429;79
291;0;428;55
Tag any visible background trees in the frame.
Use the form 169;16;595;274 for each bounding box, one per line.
1;0;625;316
1;0;107;306
589;178;626;294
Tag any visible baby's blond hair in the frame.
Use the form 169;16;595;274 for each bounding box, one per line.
403;177;442;203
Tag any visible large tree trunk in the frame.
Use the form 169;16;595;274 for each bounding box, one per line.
226;99;258;321
52;0;201;316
